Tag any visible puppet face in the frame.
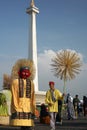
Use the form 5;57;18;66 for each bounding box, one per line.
18;67;31;79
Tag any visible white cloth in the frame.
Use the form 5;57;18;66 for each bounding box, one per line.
49;112;57;130
51;90;56;102
67;95;75;119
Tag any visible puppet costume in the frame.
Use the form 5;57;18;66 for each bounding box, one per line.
10;59;36;127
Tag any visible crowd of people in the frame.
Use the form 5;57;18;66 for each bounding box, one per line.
39;81;87;130
66;94;87;119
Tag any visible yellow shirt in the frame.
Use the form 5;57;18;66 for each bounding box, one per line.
45;89;63;112
10;79;35;126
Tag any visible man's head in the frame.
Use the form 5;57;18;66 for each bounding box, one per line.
49;81;55;90
76;95;78;98
18;66;31;79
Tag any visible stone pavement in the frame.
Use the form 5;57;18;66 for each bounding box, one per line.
0;116;87;130
35;116;87;130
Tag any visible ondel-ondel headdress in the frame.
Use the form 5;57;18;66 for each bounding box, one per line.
11;59;36;80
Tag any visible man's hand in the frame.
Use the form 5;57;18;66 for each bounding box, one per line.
48;103;52;106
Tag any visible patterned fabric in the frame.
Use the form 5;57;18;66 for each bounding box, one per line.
19;78;31;98
19;79;24;97
10;79;35;126
26;79;31;98
51;90;56;102
11;112;34;119
45;89;63;112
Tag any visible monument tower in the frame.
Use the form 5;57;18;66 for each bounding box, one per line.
26;0;39;92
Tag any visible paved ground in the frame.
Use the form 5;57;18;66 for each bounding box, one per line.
0;116;87;130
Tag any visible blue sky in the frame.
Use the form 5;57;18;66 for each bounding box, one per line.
0;0;87;99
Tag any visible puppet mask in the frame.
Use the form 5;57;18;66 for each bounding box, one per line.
18;67;31;79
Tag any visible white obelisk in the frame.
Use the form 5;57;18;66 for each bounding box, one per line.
26;0;39;92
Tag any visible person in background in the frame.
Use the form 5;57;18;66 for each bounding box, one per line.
73;95;80;118
10;59;36;130
40;103;50;124
45;81;64;130
83;96;87;116
56;99;62;125
66;93;75;120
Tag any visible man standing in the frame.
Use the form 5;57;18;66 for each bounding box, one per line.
66;93;75;120
56;99;62;125
83;96;87;116
45;81;64;130
73;95;80;118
